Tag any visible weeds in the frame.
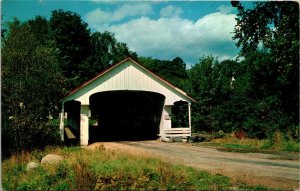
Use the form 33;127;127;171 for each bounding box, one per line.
198;132;300;152
2;146;233;190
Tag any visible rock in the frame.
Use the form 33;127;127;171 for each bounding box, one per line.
41;154;64;164
26;161;39;171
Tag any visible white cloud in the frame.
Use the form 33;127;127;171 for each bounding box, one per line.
85;3;152;28
86;7;238;64
194;12;236;41
160;5;183;18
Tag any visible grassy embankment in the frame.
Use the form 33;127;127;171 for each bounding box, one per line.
2;145;275;191
193;132;300;154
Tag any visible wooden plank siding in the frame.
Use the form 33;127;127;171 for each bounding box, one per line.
62;59;195;105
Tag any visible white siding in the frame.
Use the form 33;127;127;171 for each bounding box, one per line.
63;61;192;105
60;59;194;142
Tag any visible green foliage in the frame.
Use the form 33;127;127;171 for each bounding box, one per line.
2;11;139;155
48;10;138;90
27;16;50;45
2;19;63;155
187;56;222;132
49;9;91;89
187;1;298;141
230;1;299;138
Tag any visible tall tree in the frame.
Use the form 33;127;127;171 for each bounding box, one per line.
232;1;299;137
187;56;218;132
209;59;243;132
2;20;64;153
50;9;91;89
27;16;50;45
49;10;137;89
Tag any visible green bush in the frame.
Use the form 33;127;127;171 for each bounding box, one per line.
261;131;300;152
213;130;226;139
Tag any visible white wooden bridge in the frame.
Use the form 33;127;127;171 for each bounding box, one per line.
59;58;195;145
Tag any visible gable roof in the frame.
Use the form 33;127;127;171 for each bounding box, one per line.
64;57;196;102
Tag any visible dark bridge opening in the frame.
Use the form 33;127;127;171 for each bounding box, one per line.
89;91;165;142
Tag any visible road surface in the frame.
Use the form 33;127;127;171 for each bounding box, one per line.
85;141;299;190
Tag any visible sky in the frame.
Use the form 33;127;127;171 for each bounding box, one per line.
2;0;249;65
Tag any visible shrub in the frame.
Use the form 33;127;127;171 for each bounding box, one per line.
214;130;226;139
234;131;246;140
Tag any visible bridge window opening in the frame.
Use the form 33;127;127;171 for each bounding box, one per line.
63;100;81;144
171;101;189;128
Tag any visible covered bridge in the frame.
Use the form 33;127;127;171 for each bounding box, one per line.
59;58;195;146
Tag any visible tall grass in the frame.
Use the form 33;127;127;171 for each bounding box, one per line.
2;146;232;190
209;132;300;152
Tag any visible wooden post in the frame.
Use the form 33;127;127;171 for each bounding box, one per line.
80;114;89;146
188;103;191;135
59;104;64;141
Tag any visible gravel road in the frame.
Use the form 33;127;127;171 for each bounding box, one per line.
86;140;299;190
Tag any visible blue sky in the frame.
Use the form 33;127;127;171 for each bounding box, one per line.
2;0;249;65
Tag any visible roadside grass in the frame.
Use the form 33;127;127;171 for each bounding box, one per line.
194;135;300;154
3;146;234;190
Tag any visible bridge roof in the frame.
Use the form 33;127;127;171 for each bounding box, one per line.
63;57;196;105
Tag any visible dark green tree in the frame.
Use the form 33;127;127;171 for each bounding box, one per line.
27;16;50;45
49;10;137;89
50;9;91;89
2;20;64;154
187;56;219;132
232;1;299;137
209;59;243;132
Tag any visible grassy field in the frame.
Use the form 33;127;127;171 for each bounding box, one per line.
2;145;278;191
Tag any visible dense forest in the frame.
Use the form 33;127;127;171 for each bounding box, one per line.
2;1;299;155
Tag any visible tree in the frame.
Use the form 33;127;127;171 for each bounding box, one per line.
50;9;91;89
187;56;219;132
2;20;64;154
232;1;299;137
209;59;244;132
49;10;137;89
27;16;50;45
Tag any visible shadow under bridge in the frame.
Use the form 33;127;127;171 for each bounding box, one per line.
89;90;165;142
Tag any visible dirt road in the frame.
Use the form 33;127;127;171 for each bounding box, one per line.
86;141;299;190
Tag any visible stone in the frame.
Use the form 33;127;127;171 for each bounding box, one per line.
41;154;64;164
26;161;39;171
